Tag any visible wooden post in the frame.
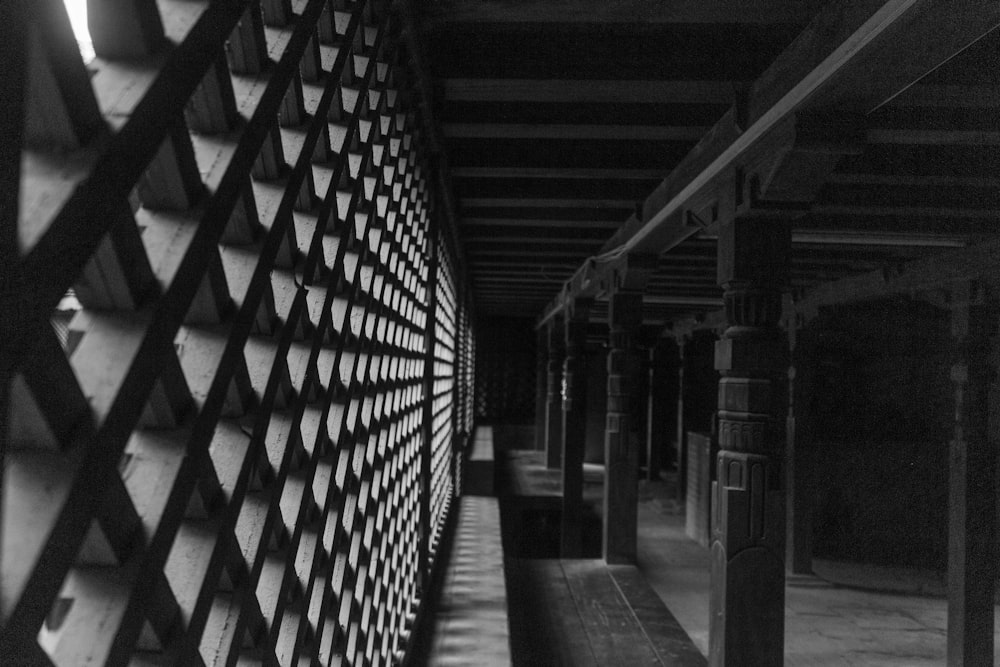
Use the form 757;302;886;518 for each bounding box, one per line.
546;315;565;469
946;281;995;667
535;326;548;450
785;300;813;574
710;217;790;666
645;343;665;481
418;223;440;591
604;289;644;564
562;298;591;557
675;335;689;505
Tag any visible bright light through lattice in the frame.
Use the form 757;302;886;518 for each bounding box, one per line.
62;0;95;63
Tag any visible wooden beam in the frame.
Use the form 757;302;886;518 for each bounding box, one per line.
467;248;598;257
811;204;998;219
442;78;739;104
539;0;1000;327
946;282;995;667
827;172;1000;188
451;167;665;180
790;231;968;247
419;0;825;25
795;238;1000;315
888;83;1000;108
461;217;622;229
443;124;708;141
461;198;636;209
641;295;724;307
868;128;1000;145
466;237;603;246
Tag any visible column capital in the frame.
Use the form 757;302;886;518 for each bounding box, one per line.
565;296;593;324
602;252;657;294
717;217;791;289
547;312;566;352
609;290;643;331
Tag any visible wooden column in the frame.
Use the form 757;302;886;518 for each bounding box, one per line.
947;281;995;667
535;326;548;450
646;340;667;481
604;289;644;564
546;314;565;469
561;298;592;557
710;218;790;666
675;335;689;505
785;302;813;575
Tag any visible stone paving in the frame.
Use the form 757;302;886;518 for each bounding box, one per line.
636;495;1000;666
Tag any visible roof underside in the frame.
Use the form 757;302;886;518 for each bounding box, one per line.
416;0;1000;326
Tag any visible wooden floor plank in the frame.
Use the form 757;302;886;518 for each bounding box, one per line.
560;560;662;666
506;559;599;666
608;565;708;666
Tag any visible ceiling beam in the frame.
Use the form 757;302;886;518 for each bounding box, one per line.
465;237;603;245
442;79;739;104
451;167;665;180
887;83;1000;108
867;128;1000;146
460;198;636;209
796;237;1000;315
826;173;1000;188
461;218;622;229
539;0;1000;327
811;204;999;219
418;0;825;25
443;124;708;141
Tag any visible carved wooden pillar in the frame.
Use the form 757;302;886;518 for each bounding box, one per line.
947;281;995;667
785;300;813;575
675;334;689;505
710;218;790;667
562;298;592;557
604;289;644;564
546;314;565;469
535;326;548;450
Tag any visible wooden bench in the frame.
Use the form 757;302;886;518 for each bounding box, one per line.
465;425;498;496
426;496;511;665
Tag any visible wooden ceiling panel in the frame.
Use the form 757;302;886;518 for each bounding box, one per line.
438;100;731;127
417;2;1000;318
445;138;697;169
453;177;659;201
425;24;801;81
419;0;827;26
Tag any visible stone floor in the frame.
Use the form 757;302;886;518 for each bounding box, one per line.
636;489;1000;665
486;429;1000;664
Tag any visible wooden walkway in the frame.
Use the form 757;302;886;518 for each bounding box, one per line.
506;558;707;666
498;442;705;666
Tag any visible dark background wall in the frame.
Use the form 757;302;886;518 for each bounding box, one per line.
475;317;538;424
805;298;952;570
684;330;720;436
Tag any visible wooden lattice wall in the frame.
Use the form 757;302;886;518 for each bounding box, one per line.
0;1;472;665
